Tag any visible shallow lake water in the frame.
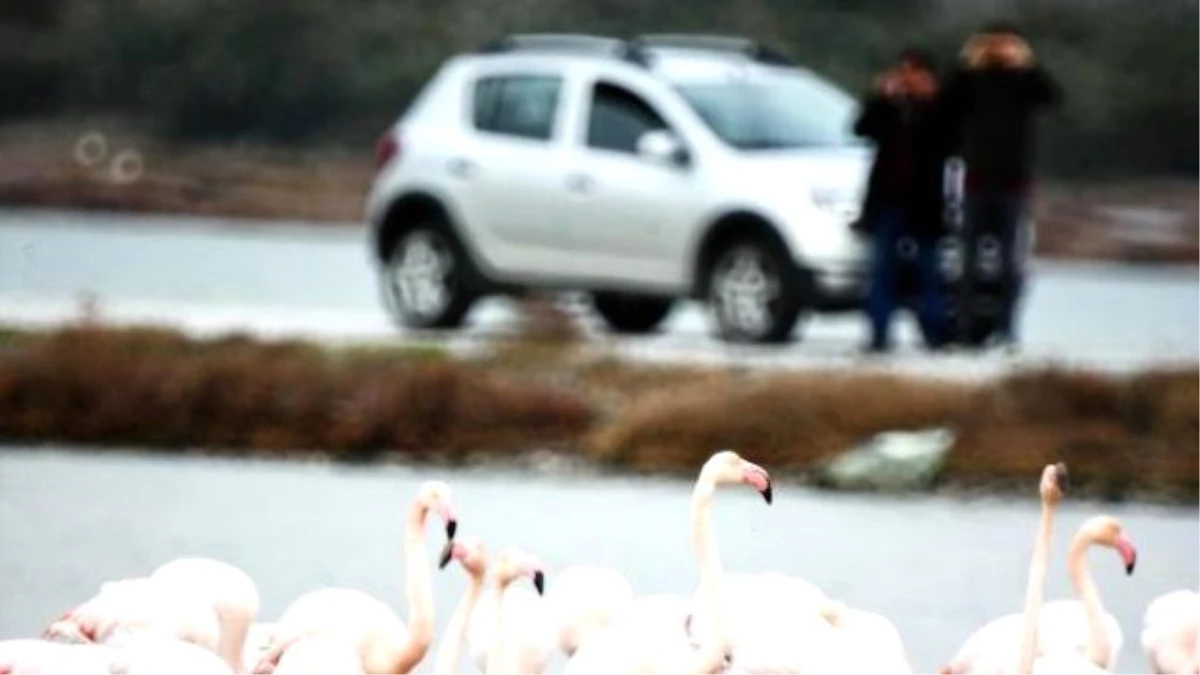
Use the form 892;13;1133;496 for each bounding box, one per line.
1;448;1196;673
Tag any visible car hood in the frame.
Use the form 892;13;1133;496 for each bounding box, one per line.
723;145;873;205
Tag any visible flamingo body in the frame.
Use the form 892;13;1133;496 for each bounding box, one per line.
947;601;1122;673
149;557;260;672
544;565;633;657
1142;590;1200;674
467;585;555;673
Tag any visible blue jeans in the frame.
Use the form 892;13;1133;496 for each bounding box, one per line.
865;209;947;349
963;190;1027;342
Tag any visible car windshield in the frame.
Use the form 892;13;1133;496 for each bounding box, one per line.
671;69;863;151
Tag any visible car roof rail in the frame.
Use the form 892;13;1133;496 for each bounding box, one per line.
479;33;651;66
628;33;794;66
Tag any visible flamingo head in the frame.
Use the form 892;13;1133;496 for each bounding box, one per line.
41;617;96;644
1083;515;1137;575
1038;462;1068;505
491;546;546;596
438;534;487;577
416;480;458;541
702;450;773;504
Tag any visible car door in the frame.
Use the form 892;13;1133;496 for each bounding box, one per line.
560;75;708;289
449;67;577;277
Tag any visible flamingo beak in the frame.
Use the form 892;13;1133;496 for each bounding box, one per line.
437;502;457;541
1115;534;1137;575
742;462;773;504
532;570;545;596
438;540;455;570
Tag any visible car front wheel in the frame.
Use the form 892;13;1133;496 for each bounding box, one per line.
707;237;806;344
380;222;476;330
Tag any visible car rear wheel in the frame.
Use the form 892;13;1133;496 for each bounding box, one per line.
591;292;674;334
380;221;476;330
707;237;805;344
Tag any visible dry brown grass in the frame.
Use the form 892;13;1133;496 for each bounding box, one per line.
588;364;1198;499
945;368;1199;499
585;371;971;472
0;323;1194;501
0;323;593;461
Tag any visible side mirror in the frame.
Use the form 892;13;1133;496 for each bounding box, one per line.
636;130;690;168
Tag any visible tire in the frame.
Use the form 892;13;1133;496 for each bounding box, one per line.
591;292;674;334
379;218;477;330
706;236;806;344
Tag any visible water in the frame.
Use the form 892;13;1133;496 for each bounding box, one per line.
1;208;1198;373
1;448;1196;673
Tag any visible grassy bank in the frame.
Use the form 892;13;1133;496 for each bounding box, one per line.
0;121;1197;265
0;323;1196;502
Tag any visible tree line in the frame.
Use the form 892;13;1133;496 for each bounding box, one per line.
1;0;1196;178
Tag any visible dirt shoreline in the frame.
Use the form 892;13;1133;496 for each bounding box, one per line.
1;322;1195;503
1;121;1197;265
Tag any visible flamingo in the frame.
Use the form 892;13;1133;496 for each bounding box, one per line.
543;565;634;657
564;449;769;674
1141;589;1200;674
940;462;1068;674
941;464;1137;674
0;639;114;674
40;576;221;655
0;635;234;675
470;542;554;667
432;536;488;675
252;479;458;675
148;557;261;673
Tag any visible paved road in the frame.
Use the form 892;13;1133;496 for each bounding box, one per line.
1;208;1196;376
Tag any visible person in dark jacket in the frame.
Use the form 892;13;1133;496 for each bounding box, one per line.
940;21;1062;349
853;47;952;353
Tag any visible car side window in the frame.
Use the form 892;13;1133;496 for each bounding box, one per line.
586;81;670;154
472;74;563;141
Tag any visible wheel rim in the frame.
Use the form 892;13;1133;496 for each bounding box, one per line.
711;247;781;338
385;230;454;322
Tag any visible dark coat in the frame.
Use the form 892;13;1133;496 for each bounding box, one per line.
939;64;1062;190
853;92;953;241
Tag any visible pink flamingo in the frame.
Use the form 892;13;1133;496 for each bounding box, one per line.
35;556;260;672
0;636;234;675
40;576;221;655
148;557;261;673
478;546;549;675
433;536;489;675
252;479;458;675
1141;589;1200;674
941;464;1137;674
564;449;769;674
543;565;633;658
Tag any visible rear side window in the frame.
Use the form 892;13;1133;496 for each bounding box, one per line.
472;74;563;141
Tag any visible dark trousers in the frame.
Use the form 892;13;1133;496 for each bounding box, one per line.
865;208;947;349
962;189;1027;342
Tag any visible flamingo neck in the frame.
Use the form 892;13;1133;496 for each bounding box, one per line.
484;575;515;675
1016;499;1056;674
688;474;727;674
368;504;434;674
432;569;485;675
1067;531;1111;668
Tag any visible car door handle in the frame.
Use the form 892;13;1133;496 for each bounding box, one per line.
565;173;593;194
447;158;476;178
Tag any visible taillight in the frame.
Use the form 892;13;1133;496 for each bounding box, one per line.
374;133;399;172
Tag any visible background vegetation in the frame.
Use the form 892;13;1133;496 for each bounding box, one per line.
1;324;1196;502
1;0;1196;179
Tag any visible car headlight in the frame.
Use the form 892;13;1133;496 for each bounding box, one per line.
811;188;861;224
